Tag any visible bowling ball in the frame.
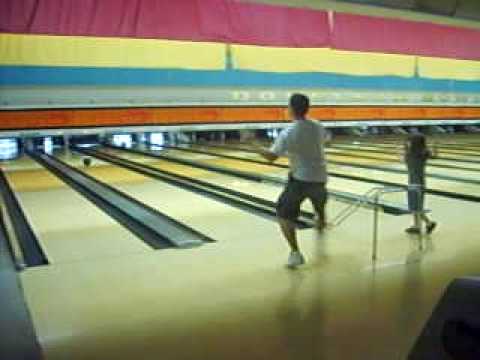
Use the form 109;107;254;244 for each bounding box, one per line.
83;158;92;167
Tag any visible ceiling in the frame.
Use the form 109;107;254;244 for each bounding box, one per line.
248;0;480;28
335;0;480;21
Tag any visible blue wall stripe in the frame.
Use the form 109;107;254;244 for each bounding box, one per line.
0;66;479;92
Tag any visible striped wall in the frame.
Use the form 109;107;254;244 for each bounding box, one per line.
1;1;480;84
0;0;480;127
1;33;480;90
1;34;480;86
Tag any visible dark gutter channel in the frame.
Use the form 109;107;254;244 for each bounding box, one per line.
0;214;44;359
77;146;313;229
29;150;212;249
0;171;48;267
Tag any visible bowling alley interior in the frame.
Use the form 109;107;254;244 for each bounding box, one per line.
2;1;480;359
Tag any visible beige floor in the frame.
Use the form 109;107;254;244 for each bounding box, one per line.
10;144;480;360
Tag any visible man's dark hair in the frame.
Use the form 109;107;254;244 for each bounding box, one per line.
289;93;310;118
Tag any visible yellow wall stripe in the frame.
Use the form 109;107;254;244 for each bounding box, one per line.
0;34;226;70
231;45;416;77
2;33;480;81
418;57;480;81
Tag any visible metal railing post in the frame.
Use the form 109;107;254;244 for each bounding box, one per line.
328;185;410;264
372;193;380;262
370;186;407;263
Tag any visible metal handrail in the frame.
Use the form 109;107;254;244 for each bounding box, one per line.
371;185;426;262
371;187;406;262
330;184;415;262
323;183;427;263
330;187;379;227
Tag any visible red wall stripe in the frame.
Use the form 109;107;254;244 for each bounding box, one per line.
2;1;480;58
0;107;479;130
0;0;330;47
332;12;480;61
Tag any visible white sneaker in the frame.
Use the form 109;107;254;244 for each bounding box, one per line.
287;251;305;268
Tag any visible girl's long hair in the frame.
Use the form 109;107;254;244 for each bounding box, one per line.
407;134;427;157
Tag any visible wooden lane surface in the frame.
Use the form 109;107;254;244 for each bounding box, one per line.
5;155;151;264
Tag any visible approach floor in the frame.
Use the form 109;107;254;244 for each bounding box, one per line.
3;136;480;360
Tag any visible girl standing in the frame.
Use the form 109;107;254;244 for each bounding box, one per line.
404;134;437;234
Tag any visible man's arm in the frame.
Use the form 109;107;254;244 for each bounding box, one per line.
255;128;289;163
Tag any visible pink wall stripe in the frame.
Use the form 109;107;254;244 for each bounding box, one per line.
0;0;330;47
332;12;480;61
220;1;330;47
1;0;480;59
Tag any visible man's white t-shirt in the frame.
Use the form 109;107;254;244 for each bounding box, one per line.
270;119;328;183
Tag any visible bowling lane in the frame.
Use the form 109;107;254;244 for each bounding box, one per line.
189;140;480;175
334;141;480;160
381;144;480;160
430;134;480;145
57;151;292;246
100;146;289;199
330;135;480;162
326;162;480;199
200;140;399;164
200;142;400;166
299;139;480;173
329;143;480;171
4;155;151;265
102;146;414;211
97;146;388;222
162;144;480;200
326;151;480;180
327;150;398;166
327;149;480;174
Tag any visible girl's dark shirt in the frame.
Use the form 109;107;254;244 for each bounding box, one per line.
405;149;431;185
